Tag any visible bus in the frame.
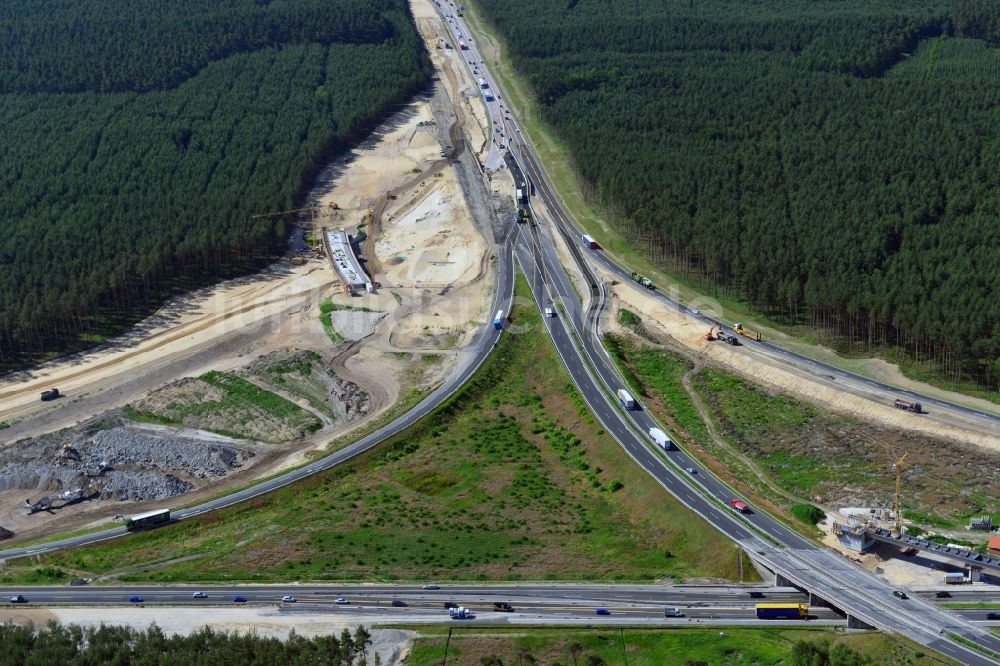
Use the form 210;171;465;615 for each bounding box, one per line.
755;603;808;619
125;508;171;532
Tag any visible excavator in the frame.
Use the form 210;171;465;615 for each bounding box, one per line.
705;325;719;341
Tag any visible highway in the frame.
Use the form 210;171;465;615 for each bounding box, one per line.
436;12;1000;433
429;3;1000;662
5;583;998;627
0;4;997;664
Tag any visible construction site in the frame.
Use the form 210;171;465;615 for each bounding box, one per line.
0;0;504;546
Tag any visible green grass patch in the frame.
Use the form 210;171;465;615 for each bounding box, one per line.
604;335;709;447
792;503;827;525
617;308;641;329
406;626;949;666
126;371;321;443
2;275;745;584
121;405;180;427
941;602;1000;610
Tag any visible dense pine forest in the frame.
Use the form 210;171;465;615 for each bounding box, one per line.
0;0;430;368
474;0;1000;390
0;622;372;664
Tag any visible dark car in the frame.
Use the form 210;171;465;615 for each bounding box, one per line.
987;612;1000;620
129;596;144;603
233;596;247;603
9;595;27;604
748;592;765;599
444;601;459;609
892;590;907;600
391;599;407;607
595;608;611;616
934;591;951;598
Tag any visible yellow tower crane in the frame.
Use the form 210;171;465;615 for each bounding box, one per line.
892;451;908;536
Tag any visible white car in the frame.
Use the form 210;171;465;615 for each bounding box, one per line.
423;584;440;590
685;467;696;474
335;597;350;604
282;595;297;603
191;591;208;599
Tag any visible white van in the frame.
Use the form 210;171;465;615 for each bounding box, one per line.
664;606;684;617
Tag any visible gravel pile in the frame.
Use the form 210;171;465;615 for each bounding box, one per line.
1;417;253;504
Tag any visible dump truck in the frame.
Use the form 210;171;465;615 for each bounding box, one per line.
649;427;672;450
630;272;654;289
40;388;60;402
894;398;924;414
732;323;761;341
617;389;637;410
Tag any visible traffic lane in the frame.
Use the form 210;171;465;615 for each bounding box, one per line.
528;217;813;551
517;238;762;547
0;585;813;608
459;11;1000;663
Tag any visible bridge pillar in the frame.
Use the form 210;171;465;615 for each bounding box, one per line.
846;614;876;630
809;592;829;608
775;572;795;588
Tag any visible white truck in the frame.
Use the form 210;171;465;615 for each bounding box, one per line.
649;427;672;450
617;389;637;410
449;606;474;619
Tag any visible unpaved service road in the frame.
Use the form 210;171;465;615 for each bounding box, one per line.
0;262;331;443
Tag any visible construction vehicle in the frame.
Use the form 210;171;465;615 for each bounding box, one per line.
40;388;60;401
517;208;529;224
436;39;443;49
629;272;654;289
732;323;761;342
705;325;719;341
893;398;923;414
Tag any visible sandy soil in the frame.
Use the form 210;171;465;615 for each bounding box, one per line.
601;274;1000;451
412;0;491;160
0;0;498;548
0;261;332;442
